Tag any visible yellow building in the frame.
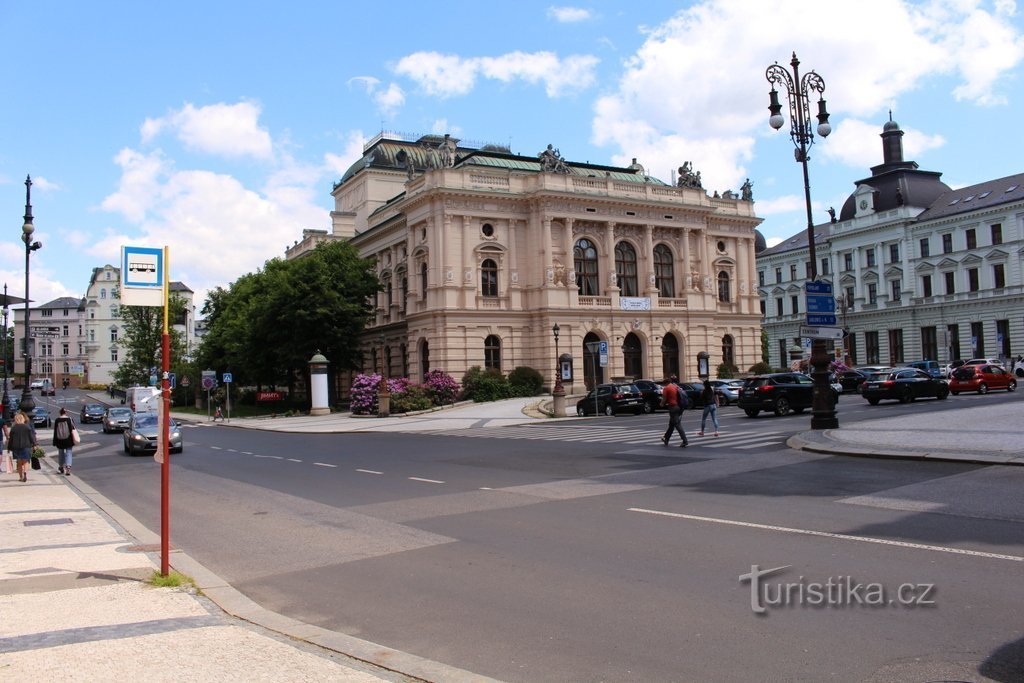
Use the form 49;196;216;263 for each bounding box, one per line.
287;133;765;393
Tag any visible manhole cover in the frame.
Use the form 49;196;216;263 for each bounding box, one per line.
23;518;74;526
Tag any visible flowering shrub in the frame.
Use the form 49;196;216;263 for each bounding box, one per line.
423;369;460;405
829;360;851;374
349;373;381;414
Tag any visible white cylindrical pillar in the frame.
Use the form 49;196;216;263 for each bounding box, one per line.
308;351;330;416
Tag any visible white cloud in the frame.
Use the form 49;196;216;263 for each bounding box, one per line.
141;101;274;160
820;119;946;168
394;50;599;98
591;0;1024;192
348;77;405;117
323;130;367;177
547;6;593;23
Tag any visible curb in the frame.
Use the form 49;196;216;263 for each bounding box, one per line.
787;433;1024;466
60;470;500;683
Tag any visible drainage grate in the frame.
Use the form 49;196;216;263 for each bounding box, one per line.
23;518;74;526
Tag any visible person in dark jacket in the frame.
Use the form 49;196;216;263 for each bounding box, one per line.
8;412;36;482
52;407;77;476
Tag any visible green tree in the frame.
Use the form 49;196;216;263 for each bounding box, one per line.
761;328;769;364
112;294;188;388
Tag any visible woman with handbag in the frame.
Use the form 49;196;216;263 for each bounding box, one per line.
8;412;36;482
53;407;77;476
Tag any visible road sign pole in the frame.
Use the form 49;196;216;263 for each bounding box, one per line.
160;246;171;577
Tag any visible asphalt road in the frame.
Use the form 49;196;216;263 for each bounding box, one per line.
56;389;1024;682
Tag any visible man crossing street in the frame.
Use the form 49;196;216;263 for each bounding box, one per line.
660;375;688;447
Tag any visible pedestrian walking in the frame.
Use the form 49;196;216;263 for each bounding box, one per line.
698;379;720;437
52;407;77;476
7;412;36;482
0;418;11;474
659;375;689;447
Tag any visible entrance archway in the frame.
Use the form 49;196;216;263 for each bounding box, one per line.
623;332;642;379
582;332;604;389
661;333;680;379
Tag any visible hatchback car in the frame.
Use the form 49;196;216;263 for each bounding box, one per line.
949;364;1017;395
30;406;51;428
861;368;950;404
835;369;871;393
737;372;838;418
123;412;183;455
576;383;644;416
631;379;664;413
708;379;743;406
102;406;134;433
80;403;106;423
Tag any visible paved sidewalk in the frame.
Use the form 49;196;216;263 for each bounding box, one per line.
0;461;494;682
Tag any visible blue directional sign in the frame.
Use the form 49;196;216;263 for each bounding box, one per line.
598;341;608;368
805;280;837;326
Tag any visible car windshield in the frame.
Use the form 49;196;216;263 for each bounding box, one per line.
134;416;158;429
867;372;891;381
86;404;103;410
109;408;132;417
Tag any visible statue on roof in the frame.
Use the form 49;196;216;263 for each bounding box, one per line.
437;134;457;168
539;144;570;174
741;178;754;201
677;161;703;189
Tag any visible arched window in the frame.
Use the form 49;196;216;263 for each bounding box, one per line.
401;276;408;310
420;263;428;297
419;340;430;379
484;335;501;370
722;335;735;368
574;239;599;296
386;280;393;307
718;270;731;302
615;242;638;296
481;259;498;297
622;333;642;379
654;244;675;298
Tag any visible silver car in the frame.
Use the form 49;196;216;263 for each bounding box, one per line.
102;407;134;433
123;412;183;456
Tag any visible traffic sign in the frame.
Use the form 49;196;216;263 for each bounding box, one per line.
799;325;845;340
168;372;176;390
805;280;837;326
181;376;191;388
222;372;233;384
598;341;608;368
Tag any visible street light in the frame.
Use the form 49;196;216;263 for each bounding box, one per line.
19;175;42;415
2;285;10;423
552;323;563;394
766;53;838;429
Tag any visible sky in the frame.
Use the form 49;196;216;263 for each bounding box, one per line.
1;0;1023;314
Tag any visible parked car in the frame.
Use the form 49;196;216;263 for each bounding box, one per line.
123;412;183;456
737;372;838;418
40;382;56;396
708;379;743;405
576;383;645;416
30;406;51;428
631;379;664;413
905;360;943;378
676;382;710;408
861;368;950;404
102;406;134;433
29;379;45;389
948;364;1017;395
942;359;968;378
80;403;106;423
835;369;871;393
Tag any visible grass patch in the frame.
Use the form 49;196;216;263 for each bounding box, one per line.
148;570;200;593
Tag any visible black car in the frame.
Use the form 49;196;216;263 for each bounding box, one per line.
30;406;51;428
677;382;709;408
835;369;870;393
576;383;644;416
80;403;106;423
737;372;838;417
631;379;664;413
861;368;950;404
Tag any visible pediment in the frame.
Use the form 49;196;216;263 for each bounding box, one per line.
960;253;983;266
937;257;959;269
915;261;936;273
838;273;857;285
883;265;903;279
984;248;1008;261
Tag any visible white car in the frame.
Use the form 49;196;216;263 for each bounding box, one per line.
29;379;45;389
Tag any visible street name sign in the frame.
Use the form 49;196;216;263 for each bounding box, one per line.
805;280;837;326
799;325;844;340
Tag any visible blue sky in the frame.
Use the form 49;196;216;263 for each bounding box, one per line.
2;0;1023;311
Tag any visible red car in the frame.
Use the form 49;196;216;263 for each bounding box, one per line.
948;364;1017;395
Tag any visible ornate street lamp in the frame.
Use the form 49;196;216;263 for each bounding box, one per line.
19;176;42;414
766;53;838;429
552;323;563;394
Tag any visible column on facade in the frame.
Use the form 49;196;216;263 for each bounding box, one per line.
462;215;474;297
737;236;750;313
681;228;691;294
441;215;452;287
901;234;912;297
643;224;655;294
700;230;711;295
604;221;617;292
507;218;519;289
542;217;553;286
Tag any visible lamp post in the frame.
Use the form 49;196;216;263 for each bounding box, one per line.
19;176;42;415
2;286;10;423
551;323;566;417
766;52;838;429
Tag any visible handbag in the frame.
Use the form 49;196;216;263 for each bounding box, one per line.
31;456;41;470
72;428;81;445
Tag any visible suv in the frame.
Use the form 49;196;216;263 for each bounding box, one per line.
631;379;664;413
576;383;644;416
905;360;942;378
737;372;838;418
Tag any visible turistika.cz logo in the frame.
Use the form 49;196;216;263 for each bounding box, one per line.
738;565;936;614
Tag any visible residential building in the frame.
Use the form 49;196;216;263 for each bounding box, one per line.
288;132;765;396
11;297;87;389
758;119;1024;369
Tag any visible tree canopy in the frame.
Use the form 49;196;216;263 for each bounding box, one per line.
195;240;379;387
112;293;188;388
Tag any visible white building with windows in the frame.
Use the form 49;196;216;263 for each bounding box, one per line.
759;119;1024;369
288;132;766;396
11;297;88;389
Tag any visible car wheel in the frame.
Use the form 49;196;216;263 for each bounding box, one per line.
773;397;791;417
898;389;912;404
1008;381;1017;392
867;398;880;405
978;382;989;395
576;405;585;417
604;404;615;416
634;407;644;415
643;401;654;414
793;407;806;414
951;391;959;396
936;388;949;400
744;409;760;418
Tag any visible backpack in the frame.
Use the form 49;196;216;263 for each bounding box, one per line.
675;384;691;409
55;419;71;441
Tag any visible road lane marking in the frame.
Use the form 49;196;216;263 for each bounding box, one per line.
409;477;445;484
241;451;253;455
254;454;282;459
287;458;302;462
211;446;222;450
628;507;1024;562
314;462;337;468
356;469;382;475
